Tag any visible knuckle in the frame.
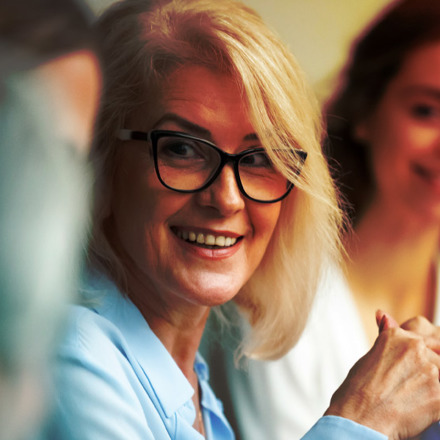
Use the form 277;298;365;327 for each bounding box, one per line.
399;335;426;361
426;363;439;381
410;338;426;356
402;315;431;331
383;327;403;340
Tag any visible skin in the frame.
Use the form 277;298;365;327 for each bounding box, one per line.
327;311;440;439
109;64;281;377
347;41;440;344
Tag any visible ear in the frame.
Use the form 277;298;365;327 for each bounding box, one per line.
354;119;371;143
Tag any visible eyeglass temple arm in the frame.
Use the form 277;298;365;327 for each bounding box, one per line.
118;129;150;142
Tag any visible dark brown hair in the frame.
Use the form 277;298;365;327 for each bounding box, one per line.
324;0;440;225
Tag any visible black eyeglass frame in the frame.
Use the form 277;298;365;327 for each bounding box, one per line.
118;129;307;204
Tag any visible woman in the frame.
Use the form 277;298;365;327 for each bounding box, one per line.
46;0;440;439
210;0;440;438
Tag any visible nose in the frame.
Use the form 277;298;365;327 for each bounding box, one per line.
195;164;245;215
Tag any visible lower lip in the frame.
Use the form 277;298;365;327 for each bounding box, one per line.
172;233;242;260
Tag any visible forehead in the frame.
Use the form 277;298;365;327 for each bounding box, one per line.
143;65;251;130
394;41;440;88
162;64;242;101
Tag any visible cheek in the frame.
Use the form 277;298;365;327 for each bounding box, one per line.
113;164;180;237
249;203;281;250
366;111;408;179
405;126;440;153
111;155;162;250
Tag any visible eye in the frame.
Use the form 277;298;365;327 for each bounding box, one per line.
161;140;199;159
410;103;440;120
240;151;273;168
157;137;212;164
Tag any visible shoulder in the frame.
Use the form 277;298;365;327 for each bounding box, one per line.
60;304;122;354
56;303;140;390
48;305;159;440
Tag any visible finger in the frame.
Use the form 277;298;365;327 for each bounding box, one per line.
425;337;440;355
376;309;399;333
427;349;440;378
401;316;433;333
400;316;440;354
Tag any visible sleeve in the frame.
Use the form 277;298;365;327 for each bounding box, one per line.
301;416;388;440
43;311;164;440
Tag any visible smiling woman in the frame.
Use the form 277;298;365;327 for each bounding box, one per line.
108;65;285;311
44;1;440;439
89;3;336;359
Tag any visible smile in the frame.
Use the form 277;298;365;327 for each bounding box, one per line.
172;228;239;248
414;164;440;184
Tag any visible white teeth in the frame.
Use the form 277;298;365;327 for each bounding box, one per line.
205;234;216;245
215;236;226;246
176;230;238;247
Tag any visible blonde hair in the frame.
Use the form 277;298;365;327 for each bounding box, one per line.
90;0;343;359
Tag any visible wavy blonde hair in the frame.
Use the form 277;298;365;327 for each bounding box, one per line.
90;0;343;360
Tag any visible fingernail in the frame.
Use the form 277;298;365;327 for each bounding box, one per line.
379;315;386;333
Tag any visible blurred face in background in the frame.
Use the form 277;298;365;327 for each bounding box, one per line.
356;41;440;224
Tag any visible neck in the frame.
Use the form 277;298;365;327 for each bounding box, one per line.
146;307;210;378
147;307;209;438
348;202;440;285
110;236;211;379
344;202;440;342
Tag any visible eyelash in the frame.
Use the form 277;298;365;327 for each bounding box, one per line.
410;104;440;119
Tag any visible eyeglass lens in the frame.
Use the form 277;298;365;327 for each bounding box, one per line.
155;134;292;202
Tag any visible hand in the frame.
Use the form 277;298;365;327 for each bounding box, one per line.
376;310;440;354
325;313;440;440
399;315;440;355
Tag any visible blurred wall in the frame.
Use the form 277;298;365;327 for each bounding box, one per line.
243;0;393;100
86;0;393;99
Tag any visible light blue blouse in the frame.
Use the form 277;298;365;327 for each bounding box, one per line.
44;273;386;440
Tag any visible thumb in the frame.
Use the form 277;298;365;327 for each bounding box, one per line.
376;309;399;333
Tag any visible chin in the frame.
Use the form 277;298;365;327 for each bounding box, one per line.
185;274;243;307
414;203;440;225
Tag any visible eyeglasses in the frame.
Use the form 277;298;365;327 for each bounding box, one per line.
118;129;307;203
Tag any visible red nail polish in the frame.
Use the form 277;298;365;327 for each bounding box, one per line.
379;315;386;333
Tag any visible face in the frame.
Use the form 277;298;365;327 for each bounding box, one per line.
111;65;282;314
357;42;440;223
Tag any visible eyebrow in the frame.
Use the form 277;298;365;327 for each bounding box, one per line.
152;112;259;143
401;85;440;101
